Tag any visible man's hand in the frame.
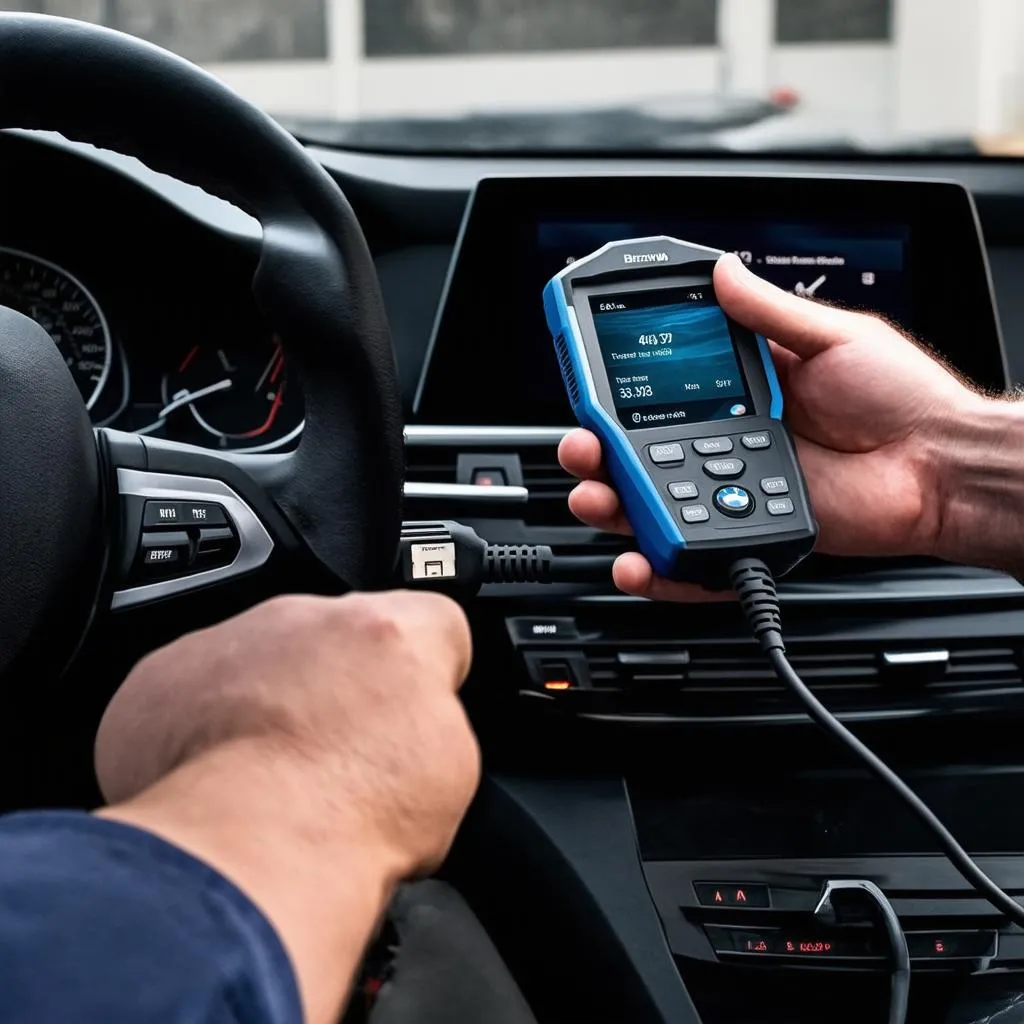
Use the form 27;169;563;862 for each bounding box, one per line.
560;253;1015;599
96;591;479;1024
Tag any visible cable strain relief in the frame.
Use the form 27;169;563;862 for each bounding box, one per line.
730;557;786;654
484;544;554;584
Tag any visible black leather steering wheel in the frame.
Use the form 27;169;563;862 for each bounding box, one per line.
0;14;404;678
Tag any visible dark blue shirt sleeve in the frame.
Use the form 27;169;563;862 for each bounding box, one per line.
0;811;303;1023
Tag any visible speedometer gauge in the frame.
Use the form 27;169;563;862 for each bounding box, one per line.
0;247;112;410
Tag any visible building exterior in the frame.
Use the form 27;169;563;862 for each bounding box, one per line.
5;0;1024;139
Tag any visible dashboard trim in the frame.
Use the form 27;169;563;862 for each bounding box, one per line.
111;469;274;610
405;481;529;504
405;424;570;444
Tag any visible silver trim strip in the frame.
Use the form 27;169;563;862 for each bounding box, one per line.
405;425;571;445
112;469;274;610
404;481;529;504
883;650;951;666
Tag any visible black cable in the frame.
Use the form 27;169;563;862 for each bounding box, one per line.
484;545;616;584
730;556;1024;931
814;880;909;1024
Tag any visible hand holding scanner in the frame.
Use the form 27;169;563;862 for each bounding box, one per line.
543;236;817;588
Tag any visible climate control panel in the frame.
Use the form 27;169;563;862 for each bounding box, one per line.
644;858;1016;972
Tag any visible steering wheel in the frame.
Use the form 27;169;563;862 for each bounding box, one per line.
0;14;405;680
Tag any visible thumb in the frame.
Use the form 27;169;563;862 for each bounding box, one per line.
714;252;857;359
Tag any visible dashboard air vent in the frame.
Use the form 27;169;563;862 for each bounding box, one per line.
520;636;1024;722
405;434;580;526
404;444;458;484
520;449;575;525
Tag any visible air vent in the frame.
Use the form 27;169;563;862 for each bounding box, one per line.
517;634;1024;722
405;432;579;526
404;444;458;484
553;333;580;405
521;449;575;525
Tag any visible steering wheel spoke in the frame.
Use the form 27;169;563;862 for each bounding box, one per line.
99;429;306;611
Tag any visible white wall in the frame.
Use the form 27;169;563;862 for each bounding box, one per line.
358;48;720;117
891;0;1024;137
209;61;335;117
198;0;1024;140
975;0;1024;134
772;44;893;139
893;0;981;135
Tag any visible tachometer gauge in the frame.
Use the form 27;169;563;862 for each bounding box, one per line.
157;336;304;451
0;247;112;410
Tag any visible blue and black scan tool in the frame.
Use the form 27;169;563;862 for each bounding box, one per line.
544;236;817;588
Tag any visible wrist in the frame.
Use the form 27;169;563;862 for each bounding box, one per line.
99;737;405;1024
928;392;1024;575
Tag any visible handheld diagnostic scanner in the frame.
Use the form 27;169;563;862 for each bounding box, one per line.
543;236;817;588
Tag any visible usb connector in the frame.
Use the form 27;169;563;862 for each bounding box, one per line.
398;521;616;595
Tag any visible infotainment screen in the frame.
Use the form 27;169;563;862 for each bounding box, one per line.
542;219;911;325
415;177;1005;425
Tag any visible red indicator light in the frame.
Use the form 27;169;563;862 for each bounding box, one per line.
934;940;945;954
713;890;724;903
734;888;747;903
786;941;795;953
746;939;769;952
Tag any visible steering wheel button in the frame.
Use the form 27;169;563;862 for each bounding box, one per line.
714;486;754;518
648;442;685;465
197;526;236;551
760;477;790;496
139;530;191;576
693;437;734;455
144;500;229;528
703;458;745;479
142;546;181;567
194;526;240;570
143;501;183;527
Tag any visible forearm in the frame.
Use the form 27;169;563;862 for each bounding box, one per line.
932;394;1024;576
99;738;403;1024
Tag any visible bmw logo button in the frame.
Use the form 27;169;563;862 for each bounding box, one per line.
714;485;754;518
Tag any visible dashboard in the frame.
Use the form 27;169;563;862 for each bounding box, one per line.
12;126;1024;1024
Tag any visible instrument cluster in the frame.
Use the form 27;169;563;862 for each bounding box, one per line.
1;245;304;452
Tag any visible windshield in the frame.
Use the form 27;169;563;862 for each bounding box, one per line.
7;0;1022;155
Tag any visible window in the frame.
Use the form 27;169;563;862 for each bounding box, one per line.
2;0;327;61
775;0;892;44
365;0;717;58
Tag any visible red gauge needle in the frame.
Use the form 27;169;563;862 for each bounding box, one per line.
254;341;285;394
241;380;286;439
269;351;285;385
178;345;199;374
